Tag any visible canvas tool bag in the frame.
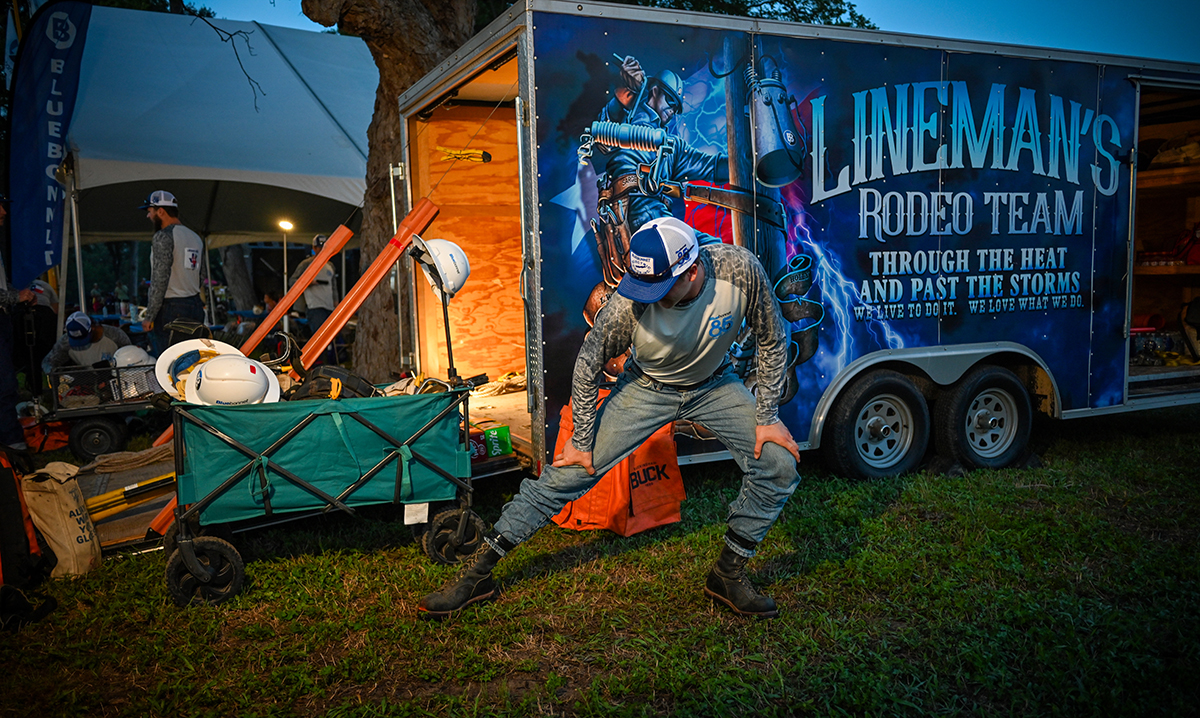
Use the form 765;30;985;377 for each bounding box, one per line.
21;462;101;578
551;389;686;537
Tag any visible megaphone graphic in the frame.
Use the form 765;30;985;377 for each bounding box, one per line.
748;56;805;188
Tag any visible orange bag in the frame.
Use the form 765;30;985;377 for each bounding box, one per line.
551;390;686;537
20;417;69;453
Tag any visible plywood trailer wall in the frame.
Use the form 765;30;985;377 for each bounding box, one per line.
410;104;525;380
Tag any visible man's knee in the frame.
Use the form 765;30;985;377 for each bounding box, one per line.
755;441;799;481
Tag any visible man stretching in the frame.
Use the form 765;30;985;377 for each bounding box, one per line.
420;217;801;619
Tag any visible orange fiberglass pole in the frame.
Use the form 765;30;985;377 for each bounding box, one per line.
148;201;440;539
294;197;439;374
240;224;355;356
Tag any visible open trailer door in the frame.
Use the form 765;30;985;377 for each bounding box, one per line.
399;28;539;474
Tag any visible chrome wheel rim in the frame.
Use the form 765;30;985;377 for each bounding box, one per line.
964;388;1019;459
854;393;915;470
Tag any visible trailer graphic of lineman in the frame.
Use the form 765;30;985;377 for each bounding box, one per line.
395;0;1200;480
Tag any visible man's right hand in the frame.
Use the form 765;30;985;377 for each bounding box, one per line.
553;439;595;475
17;289;34;304
140;319;153;332
619;56;644;91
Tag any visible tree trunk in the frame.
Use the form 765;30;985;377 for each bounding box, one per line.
219;244;257;313
302;0;475;381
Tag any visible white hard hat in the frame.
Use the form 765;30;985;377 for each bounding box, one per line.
184;355;281;406
155;338;243;400
412;236;470;300
114;345;154;368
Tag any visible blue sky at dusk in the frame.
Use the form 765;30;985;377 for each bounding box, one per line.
201;0;1199;64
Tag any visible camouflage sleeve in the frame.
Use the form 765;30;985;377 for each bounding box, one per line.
106;325;132;349
144;228;174;323
723;246;789;426
569;295;641;452
42;334;71;374
0;288;20;310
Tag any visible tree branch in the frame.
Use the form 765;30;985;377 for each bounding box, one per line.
189;14;268;112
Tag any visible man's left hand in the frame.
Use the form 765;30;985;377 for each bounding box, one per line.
140;319;153;332
754;421;800;463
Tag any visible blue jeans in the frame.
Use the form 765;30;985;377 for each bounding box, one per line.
151;295;205;355
305;307;335;364
491;366;801;558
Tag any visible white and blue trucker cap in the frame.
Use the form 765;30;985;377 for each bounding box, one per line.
139;190;177;209
616;217;699;303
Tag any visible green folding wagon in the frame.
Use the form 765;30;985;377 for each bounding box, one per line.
163;387;488;606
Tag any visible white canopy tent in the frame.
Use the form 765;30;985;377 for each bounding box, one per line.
65;6;378;248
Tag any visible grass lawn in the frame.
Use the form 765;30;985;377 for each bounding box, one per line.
1;404;1197;717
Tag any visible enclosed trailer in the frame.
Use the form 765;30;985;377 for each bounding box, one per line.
393;0;1200;480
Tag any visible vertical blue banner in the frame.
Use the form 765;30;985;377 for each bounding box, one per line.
9;1;91;288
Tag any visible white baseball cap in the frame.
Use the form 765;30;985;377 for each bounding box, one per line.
139;190;178;209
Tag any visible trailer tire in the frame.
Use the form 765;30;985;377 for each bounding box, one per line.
823;370;930;479
934;365;1031;470
423;508;487;565
68;417;127;462
165;536;244;607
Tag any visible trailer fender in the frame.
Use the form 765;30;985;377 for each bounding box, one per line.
806;342;1061;449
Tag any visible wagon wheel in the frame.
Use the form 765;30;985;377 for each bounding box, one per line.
423;508;487;565
165;536;245;607
163;516;234;558
68;417;127;462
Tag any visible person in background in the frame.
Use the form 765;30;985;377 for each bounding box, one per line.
289;234;338;362
89;283;102;314
114;281;130;317
42;311;131;374
138;190;204;354
0;195;37;450
12;279;60;397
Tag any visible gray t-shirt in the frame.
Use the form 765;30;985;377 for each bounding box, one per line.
569;243;788;451
146;223;204;321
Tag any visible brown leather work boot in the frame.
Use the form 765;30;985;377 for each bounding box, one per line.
418;543;501;618
704;544;779;619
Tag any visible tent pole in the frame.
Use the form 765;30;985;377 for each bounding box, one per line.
56;207;70;338
203;235;214;326
282;236;289;334
69;172;84;318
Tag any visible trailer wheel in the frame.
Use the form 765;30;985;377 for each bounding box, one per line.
165;536;244;607
935;365;1031;470
823;370;930;479
68;417;127;462
423;508;487;565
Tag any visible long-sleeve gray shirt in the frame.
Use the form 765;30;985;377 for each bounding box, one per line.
0;254;20;310
569;243;788;452
145;224;203;322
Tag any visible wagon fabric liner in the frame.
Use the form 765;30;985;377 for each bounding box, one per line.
175;392;468;525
